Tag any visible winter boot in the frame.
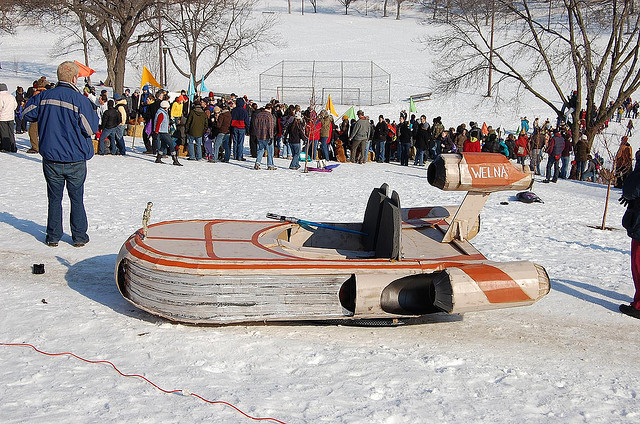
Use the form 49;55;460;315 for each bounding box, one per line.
620;304;640;319
172;154;183;166
155;153;165;164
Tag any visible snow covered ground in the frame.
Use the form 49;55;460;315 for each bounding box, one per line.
1;2;640;423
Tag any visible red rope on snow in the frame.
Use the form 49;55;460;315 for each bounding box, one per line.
0;342;288;424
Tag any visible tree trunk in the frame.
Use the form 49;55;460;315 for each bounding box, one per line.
384;0;388;17
288;0;291;14
602;171;613;230
113;48;128;94
81;20;91;86
396;2;401;19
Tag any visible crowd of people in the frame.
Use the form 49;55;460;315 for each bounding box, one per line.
0;77;637;184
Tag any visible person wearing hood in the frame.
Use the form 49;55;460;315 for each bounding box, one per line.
0;83;18;152
231;97;250;161
185;98;209;161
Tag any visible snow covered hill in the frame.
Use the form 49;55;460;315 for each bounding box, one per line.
1;1;640;423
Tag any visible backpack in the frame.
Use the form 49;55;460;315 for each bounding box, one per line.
516;191;543;204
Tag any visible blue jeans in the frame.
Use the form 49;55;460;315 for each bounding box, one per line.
274;135;282;157
187;135;203;160
375;139;385;162
281;142;292;158
319;136;330;160
576;160;586;180
304;139;318;160
363;141;371;163
256;139;274;167
156;133;176;154
99;127;119;155
400;142;411;166
289;142;301;168
213;133;230;162
560;155;570;178
414;148;425;166
232;128;245;159
42;159;88;244
115;125;126;155
546;157;560;181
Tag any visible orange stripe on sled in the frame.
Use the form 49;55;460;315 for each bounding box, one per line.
459;264;531;303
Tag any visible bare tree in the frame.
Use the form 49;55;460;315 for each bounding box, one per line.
395;0;406;19
309;0;318;12
27;0;161;93
337;0;357;14
161;0;277;86
383;0;389;16
426;0;640;149
0;0;18;33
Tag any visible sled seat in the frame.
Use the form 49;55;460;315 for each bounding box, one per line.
375;190;402;260
362;183;389;251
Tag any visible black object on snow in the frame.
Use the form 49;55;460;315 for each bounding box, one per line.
516;191;544;204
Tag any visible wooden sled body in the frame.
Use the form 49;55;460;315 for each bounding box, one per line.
115;153;550;324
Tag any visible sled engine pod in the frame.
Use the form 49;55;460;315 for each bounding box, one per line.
428;153;532;193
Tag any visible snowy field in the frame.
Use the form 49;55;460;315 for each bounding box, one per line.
1;1;640;423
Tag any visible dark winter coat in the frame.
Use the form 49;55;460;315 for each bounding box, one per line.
374;121;388;141
396;121;412;144
281;115;294;138
438;134;455;153
547;134;565;158
216;110;231;134
185;105;209;138
414;122;430;150
288;119;307;144
622;167;640;240
252;109;275;141
482;134;501;154
101;107;121;130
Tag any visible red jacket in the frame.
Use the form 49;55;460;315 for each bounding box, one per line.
463;138;481;152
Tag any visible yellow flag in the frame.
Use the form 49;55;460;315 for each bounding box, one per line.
326;94;338;117
140;66;162;89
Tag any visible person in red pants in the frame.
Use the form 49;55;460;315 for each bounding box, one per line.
620;159;640;319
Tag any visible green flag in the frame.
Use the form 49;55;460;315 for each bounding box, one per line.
409;97;417;113
342;106;356;120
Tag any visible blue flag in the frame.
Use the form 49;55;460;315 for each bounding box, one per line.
199;77;208;94
187;74;195;100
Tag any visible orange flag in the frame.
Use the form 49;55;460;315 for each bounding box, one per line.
74;61;95;78
326;94;338;117
140;66;162;88
481;122;489;136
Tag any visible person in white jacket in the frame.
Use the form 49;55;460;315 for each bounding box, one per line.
0;83;18;152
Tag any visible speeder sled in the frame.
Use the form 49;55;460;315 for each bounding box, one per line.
115;153;550;324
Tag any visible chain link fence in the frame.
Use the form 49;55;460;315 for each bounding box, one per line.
259;60;391;106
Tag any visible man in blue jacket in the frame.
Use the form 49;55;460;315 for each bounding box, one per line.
23;61;99;247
